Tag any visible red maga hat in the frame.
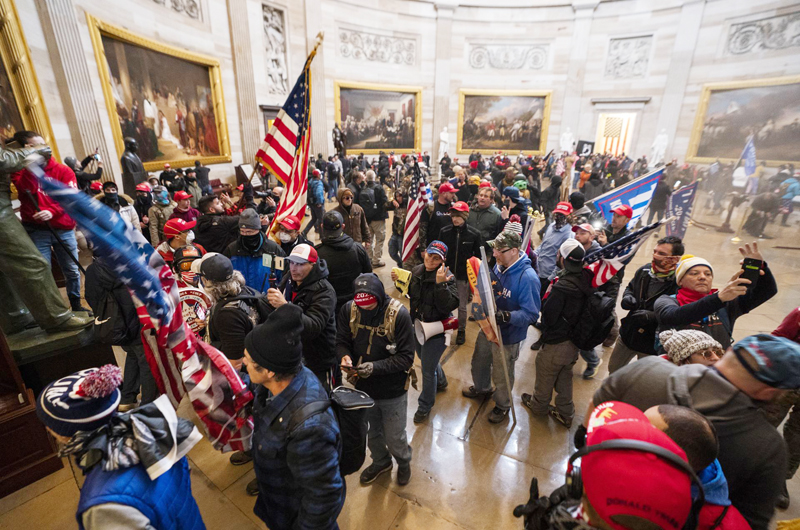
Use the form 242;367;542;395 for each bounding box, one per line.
438;182;456;193
450;201;469;213
278;216;301;231
163;218;196;239
174;191;193;200
611;204;634;219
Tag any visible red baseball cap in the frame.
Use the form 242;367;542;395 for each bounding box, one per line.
287;243;318;264
553;201;573;215
479;181;494;189
582;402;692;530
163;218;196;239
438;182;456;193
572;223;596;236
164;163;170;168
135;182;152;192
469;160;479;169
174;191;193;200
611;204;634;218
278;216;301;231
90;181;103;191
450;201;469;213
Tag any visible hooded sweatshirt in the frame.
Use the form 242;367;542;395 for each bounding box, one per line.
492;251;541;344
224;232;285;293
696;460;751;530
315;233;372;312
594;357;785;530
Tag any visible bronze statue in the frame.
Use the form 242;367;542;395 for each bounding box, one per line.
332;123;346;156
0;146;92;334
120;137;147;197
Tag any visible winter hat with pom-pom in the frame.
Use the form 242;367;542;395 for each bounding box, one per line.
36;365;122;438
505;214;523;236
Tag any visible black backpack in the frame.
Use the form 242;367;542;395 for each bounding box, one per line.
358;187;378;219
94;283;139;346
571;289;616;351
287;386;374;476
207;292;272;348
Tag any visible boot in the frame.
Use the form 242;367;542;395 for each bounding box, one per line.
69;297;93;315
44;312;93;333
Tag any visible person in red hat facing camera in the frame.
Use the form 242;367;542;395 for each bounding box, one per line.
596;204;634;346
169;190;200;223
422;182;457;246
157;218;204;264
276;214;312;256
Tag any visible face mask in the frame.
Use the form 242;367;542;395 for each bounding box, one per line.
105;192;119;204
156;191;170;206
185;230;195;244
181;271;199;286
278;232;292;243
242;233;262;249
554;214;567;229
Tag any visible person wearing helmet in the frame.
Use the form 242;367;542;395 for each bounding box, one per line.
65;148;103;193
171;245;211;338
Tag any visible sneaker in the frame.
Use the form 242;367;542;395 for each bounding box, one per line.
413;409;429;424
521;393;546;415
456;330;466;345
462;386;494;399
530;339;543;351
488;406;508;424
397;463;411;486
777;481;790;510
372;261;386;268
582;360;603;380
246;478;259;496
229;450;253;466
548;406;572;428
436;381;448;393
360;462;392;484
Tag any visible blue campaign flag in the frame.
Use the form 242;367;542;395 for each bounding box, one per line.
666;182;698;240
742;136;757;177
591;168;664;228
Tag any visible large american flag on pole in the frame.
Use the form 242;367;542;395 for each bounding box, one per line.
401;162;431;262
257;39;321;240
32;166;254;453
584;219;668;288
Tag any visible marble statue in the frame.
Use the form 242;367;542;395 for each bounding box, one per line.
560;127;575;154
651;129;669;166
438;127;450;163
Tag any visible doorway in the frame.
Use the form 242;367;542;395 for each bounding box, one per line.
594;113;636;156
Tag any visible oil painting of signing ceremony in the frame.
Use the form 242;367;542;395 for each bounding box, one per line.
4;1;800;530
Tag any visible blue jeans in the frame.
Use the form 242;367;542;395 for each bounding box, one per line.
201;184;214;196
25;226;81;300
366;394;412;467
388;234;402;265
328;177;339;200
579;346;601;369
415;333;447;414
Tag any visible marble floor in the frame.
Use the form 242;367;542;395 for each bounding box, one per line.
2;190;800;529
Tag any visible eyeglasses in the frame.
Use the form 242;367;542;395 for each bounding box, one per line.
695;348;722;361
495;247;515;254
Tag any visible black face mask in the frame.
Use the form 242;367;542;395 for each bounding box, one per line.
104;192;119;204
241;233;263;251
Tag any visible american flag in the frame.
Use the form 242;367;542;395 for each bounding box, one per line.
257;45;319;240
402;163;431;262
584;219;667;288
32;166;254;453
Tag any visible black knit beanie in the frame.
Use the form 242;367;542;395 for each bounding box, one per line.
245;304;304;373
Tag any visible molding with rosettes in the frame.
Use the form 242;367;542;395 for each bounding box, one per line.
337;27;417;66
467;42;550;70
725;10;800;56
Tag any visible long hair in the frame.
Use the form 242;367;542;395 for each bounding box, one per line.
204;271;246;303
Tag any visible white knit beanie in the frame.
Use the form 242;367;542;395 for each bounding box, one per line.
506;220;523;236
675;255;713;286
659;329;722;364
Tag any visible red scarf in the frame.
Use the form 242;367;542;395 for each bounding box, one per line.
676;287;718;306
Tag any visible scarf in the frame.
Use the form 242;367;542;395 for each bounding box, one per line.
649;260;676;279
676;286;717;306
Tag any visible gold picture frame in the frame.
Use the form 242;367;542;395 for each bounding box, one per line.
0;0;59;159
87;14;231;171
334;81;422;155
457;89;551;156
686;76;800;166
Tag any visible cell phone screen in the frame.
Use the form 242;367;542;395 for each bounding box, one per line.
741;258;762;289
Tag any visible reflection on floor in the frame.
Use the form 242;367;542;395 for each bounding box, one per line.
2;190;800;529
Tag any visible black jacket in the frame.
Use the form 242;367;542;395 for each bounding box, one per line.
357;182;388;222
194;166;211;188
75;155;103;192
438;223;483;281
84;260;141;345
277;260;338;373
618;264;678;354
650;180;672;210
421;200;453;247
315;234;373;313
541;269;591;345
408;264;459;323
503;202;529;234
336;283;414;400
208;285;263;361
195;213;240;254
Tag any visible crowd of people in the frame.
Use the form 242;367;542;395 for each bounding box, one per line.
7;132;800;530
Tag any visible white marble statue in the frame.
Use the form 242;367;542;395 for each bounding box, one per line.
438;127;450;162
560;127;575;154
651;129;669;166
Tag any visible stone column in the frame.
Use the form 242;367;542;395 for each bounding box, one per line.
559;0;600;148
227;0;260;162
304;0;329;157
35;0;110;172
431;4;454;172
654;0;705;161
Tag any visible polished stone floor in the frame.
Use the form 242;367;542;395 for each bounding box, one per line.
2;190;800;529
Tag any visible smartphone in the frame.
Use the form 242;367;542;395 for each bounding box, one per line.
741;258;762;289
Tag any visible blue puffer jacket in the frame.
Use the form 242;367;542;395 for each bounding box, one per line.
224;233;285;293
492;252;541;344
76;457;204;530
308;177;325;205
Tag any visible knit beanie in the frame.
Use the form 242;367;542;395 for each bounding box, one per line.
36;365;122;438
245;304;304;373
659;329;722;364
506;214;523;236
675;255;713;286
239;208;261;231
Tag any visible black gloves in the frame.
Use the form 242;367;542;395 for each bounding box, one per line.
574;424;587;449
628;310;653;326
495;311;511;325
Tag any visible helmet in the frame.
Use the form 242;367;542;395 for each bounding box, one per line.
173;245;203;272
63;156;78;171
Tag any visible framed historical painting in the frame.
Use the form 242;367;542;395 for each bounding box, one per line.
0;0;59;159
87;15;231;171
457;89;552;155
686;76;800;165
334;81;422;155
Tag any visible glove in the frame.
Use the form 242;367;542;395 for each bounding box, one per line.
573;424;587;449
356;362;374;379
621;294;638;309
495;311;511;325
628;310;652;326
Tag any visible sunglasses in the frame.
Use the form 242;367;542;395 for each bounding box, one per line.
694;348;722;360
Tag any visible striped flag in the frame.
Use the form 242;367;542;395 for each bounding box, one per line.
402;163;430;263
591;167;663;228
742;135;756;177
32;167;253;453
584;219;667;288
257;47;318;240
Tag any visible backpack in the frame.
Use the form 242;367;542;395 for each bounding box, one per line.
93;284;139;345
287;386;374;476
207;292;272;348
348;298;404;356
358;186;378;218
571;289;616;351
